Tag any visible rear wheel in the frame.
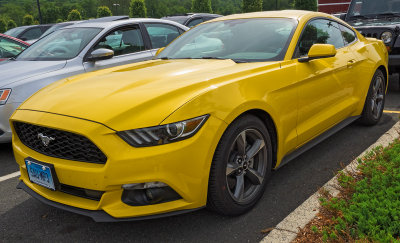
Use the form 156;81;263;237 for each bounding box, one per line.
359;69;386;126
207;115;272;215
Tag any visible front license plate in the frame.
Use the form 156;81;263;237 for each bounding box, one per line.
25;159;56;190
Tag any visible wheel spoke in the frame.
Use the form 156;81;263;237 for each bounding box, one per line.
236;131;247;156
373;103;379;116
371;99;375;112
246;139;265;161
226;161;240;176
246;168;263;185
233;174;245;200
374;79;380;94
376;94;384;101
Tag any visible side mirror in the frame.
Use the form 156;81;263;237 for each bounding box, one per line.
155;47;165;56
298;44;336;63
87;48;114;62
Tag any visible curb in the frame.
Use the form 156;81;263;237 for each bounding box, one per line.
260;121;400;243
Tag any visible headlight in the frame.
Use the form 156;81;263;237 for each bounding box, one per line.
0;89;11;105
117;115;209;147
381;31;393;44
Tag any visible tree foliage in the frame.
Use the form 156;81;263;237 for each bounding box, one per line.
97;6;112;18
22;14;34;25
7;19;17;30
293;0;317;11
192;0;212;13
243;0;263;12
56;18;63;23
67;9;82;21
130;0;147;18
0;18;7;32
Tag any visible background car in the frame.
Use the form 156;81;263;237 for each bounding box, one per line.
161;13;222;27
0;18;188;143
4;24;53;42
11;11;388;221
26;21;82;44
0;34;29;61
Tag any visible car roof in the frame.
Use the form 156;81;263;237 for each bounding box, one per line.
0;33;30;46
164;13;222;17
63;18;188;30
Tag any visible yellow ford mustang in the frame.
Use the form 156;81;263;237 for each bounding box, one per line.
11;10;388;221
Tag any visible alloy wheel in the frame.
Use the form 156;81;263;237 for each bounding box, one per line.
371;75;385;120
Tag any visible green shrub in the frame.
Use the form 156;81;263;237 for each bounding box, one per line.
22;14;34;26
129;0;147;18
97;6;112;18
192;0;213;13
0;18;7;33
67;9;82;21
293;0;317;11
56;19;64;23
7;19;17;30
242;0;263;12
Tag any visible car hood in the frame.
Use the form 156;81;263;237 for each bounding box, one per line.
0;60;66;88
19;59;279;131
349;18;400;28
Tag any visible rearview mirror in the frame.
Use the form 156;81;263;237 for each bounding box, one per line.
87;48;114;62
155;47;165;56
298;44;336;63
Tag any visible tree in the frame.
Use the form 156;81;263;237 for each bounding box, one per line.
22;14;34;26
294;0;317;11
129;0;147;18
56;19;64;23
67;9;82;21
7;19;17;30
192;0;213;13
243;0;262;12
0;18;7;33
97;6;112;18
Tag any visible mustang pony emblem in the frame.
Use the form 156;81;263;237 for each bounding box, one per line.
37;133;55;147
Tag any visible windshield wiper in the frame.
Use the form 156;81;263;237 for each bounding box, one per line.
9;57;16;61
375;12;400;18
201;57;248;63
160;57;169;60
348;15;373;20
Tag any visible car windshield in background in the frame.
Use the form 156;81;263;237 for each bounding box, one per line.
16;27;102;61
4;27;26;38
158;18;297;62
41;24;71;38
347;0;400;19
162;16;188;24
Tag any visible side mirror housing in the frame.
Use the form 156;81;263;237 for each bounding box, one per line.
298;44;336;63
87;48;114;62
155;47;165;56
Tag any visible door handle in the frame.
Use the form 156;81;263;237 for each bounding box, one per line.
347;59;356;68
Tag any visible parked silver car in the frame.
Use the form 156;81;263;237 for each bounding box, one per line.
0;18;188;142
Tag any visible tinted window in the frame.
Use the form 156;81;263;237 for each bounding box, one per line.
187;18;203;28
161;16;188;25
20;27;43;40
159;18;297;62
339;24;356;45
0;37;27;58
4;27;26;37
94;27;145;56
17;27;102;61
296;19;345;57
144;23;181;49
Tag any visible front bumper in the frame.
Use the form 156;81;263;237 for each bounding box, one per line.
12;109;225;220
0;102;21;143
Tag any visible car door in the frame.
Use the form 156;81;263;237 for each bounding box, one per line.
143;23;185;56
294;18;359;147
83;24;153;72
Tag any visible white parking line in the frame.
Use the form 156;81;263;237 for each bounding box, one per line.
0;171;20;182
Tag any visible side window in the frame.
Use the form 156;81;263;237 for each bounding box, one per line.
94;26;145;56
0;38;27;58
187;18;203;28
339;24;356;46
144;23;181;49
20;28;43;40
296;19;345;57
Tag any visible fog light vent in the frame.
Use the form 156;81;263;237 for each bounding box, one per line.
122;182;182;206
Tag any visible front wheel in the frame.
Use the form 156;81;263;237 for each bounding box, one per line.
207;115;272;215
359;69;386;126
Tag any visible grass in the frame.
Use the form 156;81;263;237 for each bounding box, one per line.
295;139;400;242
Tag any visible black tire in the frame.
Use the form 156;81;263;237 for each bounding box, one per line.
359;69;386;126
207;114;273;215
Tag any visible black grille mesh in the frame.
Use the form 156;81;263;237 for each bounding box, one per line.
13;122;107;164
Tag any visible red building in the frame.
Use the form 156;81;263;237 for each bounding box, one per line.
318;0;351;14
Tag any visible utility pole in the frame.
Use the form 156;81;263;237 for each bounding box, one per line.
36;0;43;24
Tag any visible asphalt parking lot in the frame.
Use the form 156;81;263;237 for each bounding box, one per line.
1;77;399;242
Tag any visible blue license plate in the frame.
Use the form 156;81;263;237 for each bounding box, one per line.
25;159;55;190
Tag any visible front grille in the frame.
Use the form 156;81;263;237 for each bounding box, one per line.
14;122;107;164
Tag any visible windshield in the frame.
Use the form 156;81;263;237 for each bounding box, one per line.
347;0;400;19
4;27;27;38
162;16;188;24
41;23;73;38
158;18;297;62
17;27;102;61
